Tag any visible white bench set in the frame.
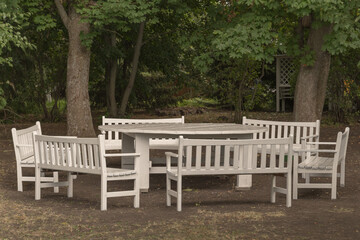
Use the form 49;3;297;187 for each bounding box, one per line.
11;117;350;212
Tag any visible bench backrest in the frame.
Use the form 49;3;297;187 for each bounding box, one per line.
102;116;184;149
33;135;106;175
336;127;350;164
242;117;320;145
176;136;293;176
12;122;42;161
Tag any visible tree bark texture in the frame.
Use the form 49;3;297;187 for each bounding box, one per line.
119;22;145;117
55;0;95;137
293;21;332;122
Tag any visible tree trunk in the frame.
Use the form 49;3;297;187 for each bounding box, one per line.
55;0;95;137
119;22;145;117
109;33;118;117
234;61;249;124
293;21;332;122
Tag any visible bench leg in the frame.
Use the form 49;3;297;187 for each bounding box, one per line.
17;165;23;192
35;166;41;200
134;177;140;208
166;174;171;207
53;171;59;193
293;156;299;200
331;170;337;200
101;175;107;211
340;161;345;187
286;173;292;207
177;176;182;212
270;175;276;203
67;172;73;198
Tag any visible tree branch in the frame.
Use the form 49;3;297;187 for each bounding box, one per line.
54;0;70;29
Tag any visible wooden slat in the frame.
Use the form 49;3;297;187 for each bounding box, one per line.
279;144;285;168
243;145;248;169
76;143;82;168
94;145;99;169
186;146;192;170
284;125;288;139
214;145;221;170
48;141;55;165
55;142;60;166
296;126;301;144
205;146;211;170
252;144;257;169
82;144;88;168
224;144;230;168
290;126;294;140
271;125;275;139
59;142;65;166
233;146;240;169
88;144;94;169
195;146;201;170
261;144;267;169
265;125;270;139
44;141;50;164
71;143;77;168
277;125;282;138
65;143;71;167
270;144;276;168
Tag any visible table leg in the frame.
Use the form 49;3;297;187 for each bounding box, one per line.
236;134;253;189
121;133;135;169
134;134;150;192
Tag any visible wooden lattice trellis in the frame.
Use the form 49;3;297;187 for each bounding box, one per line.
276;55;295;112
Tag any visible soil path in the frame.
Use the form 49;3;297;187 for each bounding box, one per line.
0;118;359;239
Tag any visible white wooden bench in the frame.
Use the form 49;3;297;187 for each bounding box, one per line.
293;127;350;200
11;122;58;192
165;136;293;211
242;117;320;151
33;134;140;211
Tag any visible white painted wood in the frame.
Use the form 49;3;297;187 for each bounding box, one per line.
98;123;267;191
11;122;59;192
293;127;350;200
101;116;185;150
166;136;293;211
33;134;140;211
242;117;320;150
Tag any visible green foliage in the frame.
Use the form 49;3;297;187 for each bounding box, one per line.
79;0;160;48
177;98;220;108
0;12;35;66
327;49;360;123
0;87;6;110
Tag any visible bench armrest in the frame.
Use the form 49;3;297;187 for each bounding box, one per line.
300;134;319;141
104;153;140;158
165;152;178;169
305;142;336;145
16;144;33;148
293;149;337;153
165;152;179;158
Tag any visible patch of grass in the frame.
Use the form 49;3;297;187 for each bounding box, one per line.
177;98;220;108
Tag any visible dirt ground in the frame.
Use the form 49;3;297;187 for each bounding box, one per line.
0;111;359;239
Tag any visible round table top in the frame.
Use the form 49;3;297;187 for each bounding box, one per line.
99;123;267;135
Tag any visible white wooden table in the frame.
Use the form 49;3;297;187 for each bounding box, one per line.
99;123;267;191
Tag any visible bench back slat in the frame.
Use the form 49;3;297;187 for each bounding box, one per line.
34;135;105;174
102;116;184;143
243;117;320;145
177;136;293;175
12;122;42;162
